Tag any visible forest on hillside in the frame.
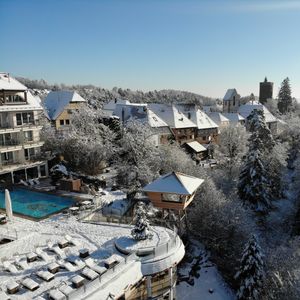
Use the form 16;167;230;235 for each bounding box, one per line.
17;77;218;108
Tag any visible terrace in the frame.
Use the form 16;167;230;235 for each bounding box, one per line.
0;213;184;299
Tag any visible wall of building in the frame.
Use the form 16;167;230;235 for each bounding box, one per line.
55;102;85;129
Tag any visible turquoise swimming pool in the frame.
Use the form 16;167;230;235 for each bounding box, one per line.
0;188;74;219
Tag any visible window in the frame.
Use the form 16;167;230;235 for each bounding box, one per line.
203;136;207;140
24;148;35;160
60;120;64;126
65;119;70;125
1;152;13;162
233;96;236;106
188;112;191;119
16;112;34;126
24;131;33;142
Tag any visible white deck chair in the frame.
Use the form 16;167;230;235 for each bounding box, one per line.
85;258;107;275
58;284;74;296
15;257;29;270
37;270;55;282
50;246;66;259
3;261;18;273
64;235;81;246
61;261;77;272
74;258;85;269
22;278;39;291
49;289;67;300
36;247;52;262
81;267;98;280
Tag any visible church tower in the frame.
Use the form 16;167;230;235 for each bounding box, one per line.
259;77;273;104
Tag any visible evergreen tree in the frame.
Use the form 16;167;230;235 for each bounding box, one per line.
235;235;265;300
278;77;292;114
246;109;283;199
131;202;153;240
238;130;273;214
247;109;275;152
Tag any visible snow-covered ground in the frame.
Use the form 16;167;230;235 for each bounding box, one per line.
176;240;235;300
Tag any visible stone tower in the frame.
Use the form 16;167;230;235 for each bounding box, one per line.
259;77;273;104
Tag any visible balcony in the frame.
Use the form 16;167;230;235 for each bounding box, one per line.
0;140;21;147
0;120;42;133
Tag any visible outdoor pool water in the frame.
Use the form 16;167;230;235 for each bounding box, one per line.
0;188;74;219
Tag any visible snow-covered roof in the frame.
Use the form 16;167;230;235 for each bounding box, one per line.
238;100;277;123
222;113;245;122
143;172;204;195
176;104;219;130
208;112;230;125
223;88;239;101
149;104;196;129
114;103;169;128
43;91;86;120
185;141;207;153
0;73;27;91
103;99;131;116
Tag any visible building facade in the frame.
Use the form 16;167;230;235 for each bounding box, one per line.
223;88;241;113
0;73;48;184
43;91;86;130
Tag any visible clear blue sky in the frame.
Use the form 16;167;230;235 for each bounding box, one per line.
1;0;299;98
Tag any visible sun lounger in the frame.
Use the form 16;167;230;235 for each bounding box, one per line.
36;247;52;262
47;262;60;274
37;270;55;282
58;239;69;249
27;252;38;263
79;248;89;258
81;267;98;280
50;246;66;259
49;289;67;300
0;213;7;224
3;261;18;273
85;258;107;275
58;284;74;296
71;275;85;288
6;280;20;294
67;256;85;269
64;234;81;246
60;261;77;272
15;258;29;270
22;278;39;291
103;256;119;269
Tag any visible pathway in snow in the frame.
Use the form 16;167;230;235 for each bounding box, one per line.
176;239;235;300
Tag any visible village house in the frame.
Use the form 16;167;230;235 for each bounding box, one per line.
43;91;86;130
222;112;246;126
113;103;173;145
238;100;278;133
208;112;230;129
176;103;219;144
149;104;197;145
0;73;48;184
103;98;131;116
143;171;204;233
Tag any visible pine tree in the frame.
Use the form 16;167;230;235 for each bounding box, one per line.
238;130;273;214
235;235;265;300
247;109;275;152
131;202;153;240
278;77;292;114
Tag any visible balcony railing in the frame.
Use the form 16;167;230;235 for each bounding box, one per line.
0;140;21;147
0;120;41;130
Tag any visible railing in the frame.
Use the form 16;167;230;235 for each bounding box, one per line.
0;140;21;147
134;230;180;258
0;120;41;130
